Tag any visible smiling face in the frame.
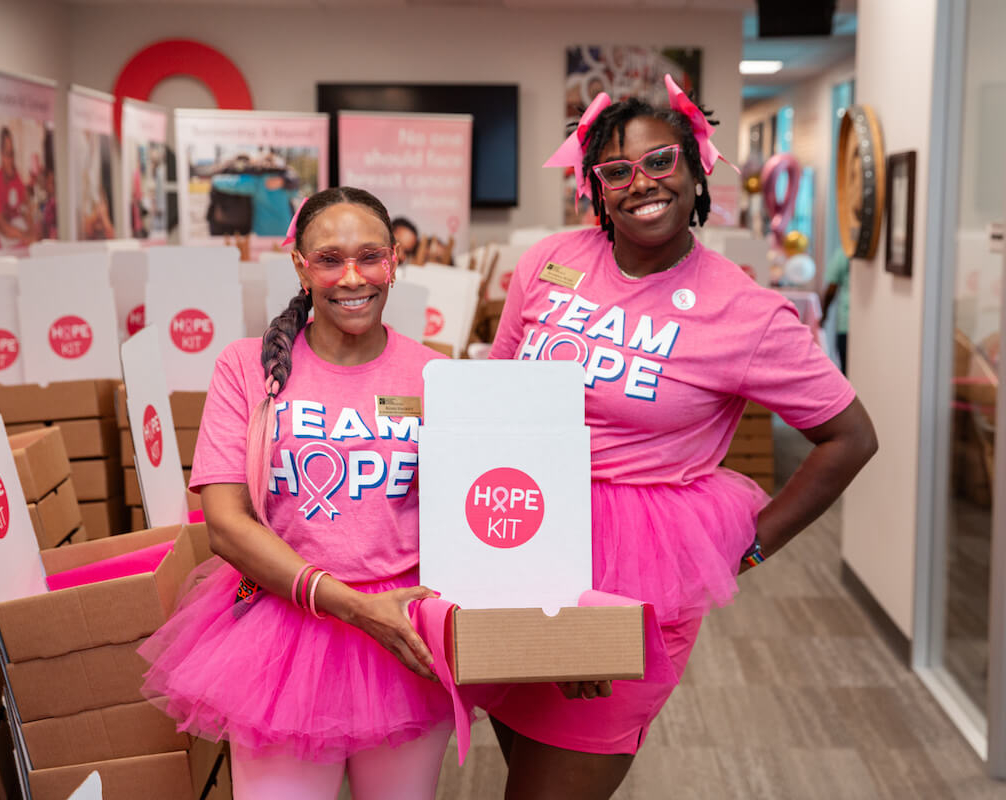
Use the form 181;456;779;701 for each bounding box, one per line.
597;116;696;253
294;202;397;340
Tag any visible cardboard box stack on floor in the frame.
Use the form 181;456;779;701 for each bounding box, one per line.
118;386;203;527
0;524;231;800
723;402;775;494
7;427;85;549
1;381;125;542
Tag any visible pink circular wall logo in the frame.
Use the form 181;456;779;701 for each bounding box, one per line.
48;315;93;359
465;467;545;549
127;304;146;336
425;307;445;337
0;476;9;539
170;308;214;353
501;271;513;292
142;404;163;467
0;329;19;370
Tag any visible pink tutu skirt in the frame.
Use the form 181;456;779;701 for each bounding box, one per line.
592;468;768;625
138;562;454;763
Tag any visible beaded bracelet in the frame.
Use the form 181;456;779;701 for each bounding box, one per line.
741;536;765;568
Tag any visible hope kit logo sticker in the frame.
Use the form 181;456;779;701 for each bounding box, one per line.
0;476;9;538
0;329;19;370
127;304;145;336
48;315;93;359
465;467;545;549
425;307;445;337
170;308;214;353
142;404;163;467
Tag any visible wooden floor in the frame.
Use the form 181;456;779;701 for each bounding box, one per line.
430;421;1006;799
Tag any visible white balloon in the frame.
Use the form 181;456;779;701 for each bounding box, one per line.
784;253;816;285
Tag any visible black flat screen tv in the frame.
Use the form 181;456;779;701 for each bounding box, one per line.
317;83;518;208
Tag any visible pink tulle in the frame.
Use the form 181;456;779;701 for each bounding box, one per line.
591;468;769;625
46;542;174;591
139;561;454;763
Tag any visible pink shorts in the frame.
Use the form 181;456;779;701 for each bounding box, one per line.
486;615;702;754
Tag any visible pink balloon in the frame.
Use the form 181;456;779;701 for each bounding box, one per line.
760;153;801;248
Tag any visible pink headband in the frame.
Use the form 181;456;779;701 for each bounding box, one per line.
543;74;738;200
282;196;309;247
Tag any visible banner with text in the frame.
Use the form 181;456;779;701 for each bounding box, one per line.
68;86;117;242
120;99;169;244
0;70;57;254
338;111;472;260
175;109;329;253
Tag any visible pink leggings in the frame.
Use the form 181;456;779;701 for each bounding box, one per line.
231;727;452;800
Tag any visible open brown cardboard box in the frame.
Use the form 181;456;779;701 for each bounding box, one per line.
21;700;188;770
0;380;118;424
26;478;83;550
0;523;206;662
79;497;127;540
8;427;71;503
28;751;193;800
5;639;150;722
446;605;645;685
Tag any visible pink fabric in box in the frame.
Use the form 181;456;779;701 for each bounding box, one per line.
45;541;175;591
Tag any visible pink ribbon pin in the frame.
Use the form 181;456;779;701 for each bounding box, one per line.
282;196;309;247
543;91;612;208
491;487;509;513
297;443;345;520
663;74;739;177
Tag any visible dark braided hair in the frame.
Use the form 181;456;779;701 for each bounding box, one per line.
245;186;395;524
582;97;719;243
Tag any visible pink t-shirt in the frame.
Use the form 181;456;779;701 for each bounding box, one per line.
490;228;855;485
190;326;446;583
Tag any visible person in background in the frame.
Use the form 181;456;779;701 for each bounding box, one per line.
822;247;850;374
487;76;877;800
139;187;454;800
391;216;419;263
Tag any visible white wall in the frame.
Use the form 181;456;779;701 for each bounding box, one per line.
739;57;855;286
841;0;938;638
63;4;744;246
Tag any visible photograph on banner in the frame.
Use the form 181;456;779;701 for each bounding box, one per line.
337;111;472;261
0;70;58;253
175;110;329;251
68;87;116;241
120;99;169;243
562;46;702;225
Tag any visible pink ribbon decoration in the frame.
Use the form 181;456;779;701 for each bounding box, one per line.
282;195;309;247
760;153;802;248
663;74;739;176
543;91;613;207
297;443;345;520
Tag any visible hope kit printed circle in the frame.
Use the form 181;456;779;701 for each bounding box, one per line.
142;404;163;467
465;467;545;549
48;315;93;359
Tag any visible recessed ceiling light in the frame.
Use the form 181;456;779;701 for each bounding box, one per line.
740;60;784;75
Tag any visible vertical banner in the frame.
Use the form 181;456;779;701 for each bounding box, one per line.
68;85;117;241
338;111;472;260
0;70;57;254
120;99;169;244
174;109;328;254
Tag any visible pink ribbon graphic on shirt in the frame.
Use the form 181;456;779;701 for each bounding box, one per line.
491;487;509;513
296;442;345;520
543;91;612;208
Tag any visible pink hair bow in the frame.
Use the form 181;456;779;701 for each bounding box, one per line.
664;74;739;176
282;196;309;247
543;92;612;208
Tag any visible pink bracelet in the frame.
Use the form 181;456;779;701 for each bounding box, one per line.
290;564;313;607
307;570;330;620
300;566;321;610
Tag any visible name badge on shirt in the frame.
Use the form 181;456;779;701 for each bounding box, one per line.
538;261;585;290
375;395;423;417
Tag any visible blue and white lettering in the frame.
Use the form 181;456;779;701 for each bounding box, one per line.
585;306;626;346
329;408;375;441
387;452;418;497
377;416;420;442
556;295;600;333
625;356;663;401
518;328;548;360
584;346;626;388
269;448;299;494
291;401;326;438
537;290;572;323
627;316;680;358
273;401;289;441
348;451;387;499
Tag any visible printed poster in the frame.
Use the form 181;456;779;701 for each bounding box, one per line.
68;86;117;241
338;111;472;260
0;70;57;254
175;109;328;253
120;98;169;244
562;46;702;225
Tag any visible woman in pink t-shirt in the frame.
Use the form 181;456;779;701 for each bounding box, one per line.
139;188;454;800
487;79;878;798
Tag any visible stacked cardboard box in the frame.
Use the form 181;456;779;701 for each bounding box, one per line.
8;427;85;548
723;402;775;494
117;386;203;528
1;381;125;541
0;524;229;799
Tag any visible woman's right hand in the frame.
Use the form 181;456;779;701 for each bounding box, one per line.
347;586;440;681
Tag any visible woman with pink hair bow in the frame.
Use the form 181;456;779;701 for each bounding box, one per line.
488;76;878;798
